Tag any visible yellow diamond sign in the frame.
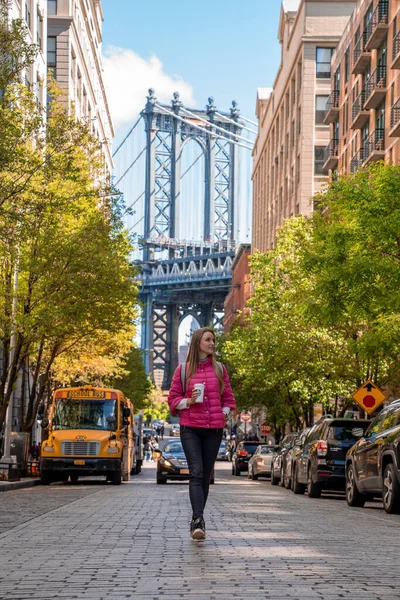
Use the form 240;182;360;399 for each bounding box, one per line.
352;380;386;415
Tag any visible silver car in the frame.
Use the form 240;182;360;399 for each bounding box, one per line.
248;445;275;480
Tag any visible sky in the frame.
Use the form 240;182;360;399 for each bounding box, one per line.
101;0;283;139
100;0;284;345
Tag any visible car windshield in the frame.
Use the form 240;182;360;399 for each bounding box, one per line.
164;442;184;453
328;423;369;441
242;444;260;454
52;399;117;431
260;446;273;454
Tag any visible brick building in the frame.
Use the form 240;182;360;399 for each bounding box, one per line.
323;0;400;174
252;0;356;252
224;244;251;331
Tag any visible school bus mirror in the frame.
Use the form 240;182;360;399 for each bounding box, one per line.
41;418;49;428
123;419;129;427
123;407;131;418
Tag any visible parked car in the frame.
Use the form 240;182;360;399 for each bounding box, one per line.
232;441;262;475
216;439;228;461
296;416;370;498
169;424;180;436
289;428;311;494
248;445;276;480
154;439;214;485
270;433;298;486
346;400;400;514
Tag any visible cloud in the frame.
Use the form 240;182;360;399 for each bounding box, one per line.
103;46;196;131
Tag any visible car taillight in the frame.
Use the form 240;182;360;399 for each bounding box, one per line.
317;440;328;456
237;450;248;456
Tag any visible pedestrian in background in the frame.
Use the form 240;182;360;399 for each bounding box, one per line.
168;327;236;541
160;425;164;440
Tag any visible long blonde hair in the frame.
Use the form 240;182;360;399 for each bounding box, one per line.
185;327;224;394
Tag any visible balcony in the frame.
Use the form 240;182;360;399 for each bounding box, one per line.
323;139;339;171
323;90;340;124
364;1;389;51
390;98;400;137
391;29;400;69
364;65;387;110
350;148;365;173
363;129;385;164
351;90;369;129
352;33;371;74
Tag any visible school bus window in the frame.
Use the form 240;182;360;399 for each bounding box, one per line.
52;398;117;431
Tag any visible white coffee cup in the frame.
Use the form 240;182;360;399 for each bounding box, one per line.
193;383;205;403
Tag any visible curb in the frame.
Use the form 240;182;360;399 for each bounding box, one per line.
0;479;41;493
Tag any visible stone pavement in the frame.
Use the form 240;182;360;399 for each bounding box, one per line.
0;459;399;600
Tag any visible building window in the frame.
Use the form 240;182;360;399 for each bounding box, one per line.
314;146;327;175
48;0;57;15
297;106;301;135
315;95;329;124
316;47;333;78
297;155;301;184
47;36;57;79
25;0;31;29
37;12;43;50
344;49;350;82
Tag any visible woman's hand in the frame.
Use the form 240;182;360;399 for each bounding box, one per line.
187;388;200;406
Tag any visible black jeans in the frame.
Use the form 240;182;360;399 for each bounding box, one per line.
180;426;223;520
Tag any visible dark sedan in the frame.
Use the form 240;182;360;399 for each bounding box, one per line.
154;440;214;485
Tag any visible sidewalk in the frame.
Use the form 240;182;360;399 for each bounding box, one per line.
0;477;41;493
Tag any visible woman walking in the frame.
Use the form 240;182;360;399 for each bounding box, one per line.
168;327;236;540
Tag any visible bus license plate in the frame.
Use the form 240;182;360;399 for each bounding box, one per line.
74;460;85;465
180;468;189;474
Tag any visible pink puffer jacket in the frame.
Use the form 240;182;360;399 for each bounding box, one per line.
168;358;236;429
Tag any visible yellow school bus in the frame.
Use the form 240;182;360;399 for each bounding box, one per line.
40;386;135;485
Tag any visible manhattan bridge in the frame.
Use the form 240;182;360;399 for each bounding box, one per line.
113;90;254;389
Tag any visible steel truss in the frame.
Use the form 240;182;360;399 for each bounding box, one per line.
140;90;242;388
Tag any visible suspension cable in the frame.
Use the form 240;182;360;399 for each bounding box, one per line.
179;106;255;147
128;215;145;232
114;146;146;186
112;115;143;158
123;191;145;216
214;111;257;136
154;104;253;151
240;114;258;127
181;153;203;179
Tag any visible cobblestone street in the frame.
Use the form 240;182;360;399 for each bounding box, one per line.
0;458;399;600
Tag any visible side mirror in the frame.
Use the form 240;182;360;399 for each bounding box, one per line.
153;449;162;460
123;419;129;427
41;418;49;428
37;405;45;418
123;407;131;418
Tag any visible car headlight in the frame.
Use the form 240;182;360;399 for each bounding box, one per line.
106;446;120;454
42;446;54;453
160;457;172;467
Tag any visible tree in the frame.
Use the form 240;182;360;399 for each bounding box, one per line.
108;347;153;412
0;84;139;433
306;162;400;391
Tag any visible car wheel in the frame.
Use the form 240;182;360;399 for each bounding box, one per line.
284;470;291;489
251;467;258;481
70;474;79;485
271;469;279;486
307;467;321;498
40;472;52;486
382;463;400;514
292;465;306;495
232;464;235;475
235;465;241;476
156;475;167;484
111;470;121;485
345;463;366;507
279;467;284;486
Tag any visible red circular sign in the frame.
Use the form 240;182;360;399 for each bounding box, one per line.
240;411;251;422
363;394;376;408
260;424;271;435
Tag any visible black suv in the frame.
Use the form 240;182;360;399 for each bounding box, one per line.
296;416;370;498
346;400;400;514
232;441;262;476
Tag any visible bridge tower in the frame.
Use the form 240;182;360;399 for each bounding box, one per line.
140;90;243;389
